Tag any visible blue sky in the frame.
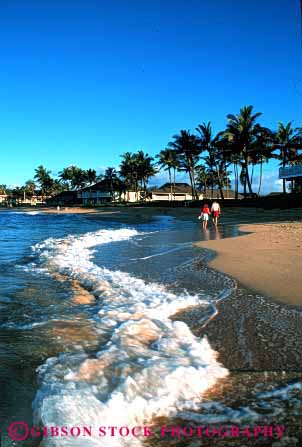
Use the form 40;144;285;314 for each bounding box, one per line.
0;0;301;193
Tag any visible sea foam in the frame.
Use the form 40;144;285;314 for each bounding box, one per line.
32;227;228;446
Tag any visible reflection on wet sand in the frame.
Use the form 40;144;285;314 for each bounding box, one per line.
201;227;221;241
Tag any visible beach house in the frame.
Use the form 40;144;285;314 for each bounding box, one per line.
279;165;302;192
77;180;143;205
150;183;204;201
149;183;241;202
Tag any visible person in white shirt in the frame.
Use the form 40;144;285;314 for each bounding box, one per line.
211;201;221;226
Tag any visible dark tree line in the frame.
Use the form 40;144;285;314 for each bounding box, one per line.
2;105;302;203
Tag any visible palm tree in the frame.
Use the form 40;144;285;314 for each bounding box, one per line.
72;168;88;190
196;122;231;199
12;187;24;205
120;152;138;197
274;122;302;193
103;167;118;200
168;130;201;199
59;166;88;190
58;166;73;189
157;149;175;200
24;180;36;199
134;151;157;200
224;106;264;198
195;165;210;193
86;169;97;186
119;151;156;201
34;165;53;198
249;127;274;196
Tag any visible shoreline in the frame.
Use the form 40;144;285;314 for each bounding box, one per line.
3;205;302;305
1;206;302;445
195;222;302;306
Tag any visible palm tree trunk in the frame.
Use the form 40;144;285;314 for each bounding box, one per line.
282;149;286;194
242;167;247;199
191;168;198;200
186;158;194;199
251;164;254;186
244;155;253;195
188;169;194;199
234;162;238;199
258;159;263;196
216;170;225;200
173;168;176;201
168;168;172;202
213;161;225;200
143;178;147;201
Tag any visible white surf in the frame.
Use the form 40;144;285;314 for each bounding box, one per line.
32;228;228;446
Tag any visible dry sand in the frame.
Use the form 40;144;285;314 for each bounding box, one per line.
196;222;302;306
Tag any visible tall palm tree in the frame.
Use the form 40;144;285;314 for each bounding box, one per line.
248;127;274;196
156;148;177;200
103;167;118;200
168;130;201;199
85;169;97;186
119;151;156;201
24;180;36;198
195;165;210;193
120;152;138;196
72;168;88;190
196;122;230;199
59;166;88;190
34;165;53;198
58;166;73;189
224;106;264;198
135;151;157;200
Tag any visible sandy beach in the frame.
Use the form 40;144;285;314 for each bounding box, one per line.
196;222;302;306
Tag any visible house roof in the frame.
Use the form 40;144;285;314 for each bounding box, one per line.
151;183;242;198
152;183;197;194
46;191;79;204
81;180;113;192
80;179;128;192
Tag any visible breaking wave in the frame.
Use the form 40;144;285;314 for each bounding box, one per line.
32;227;228;446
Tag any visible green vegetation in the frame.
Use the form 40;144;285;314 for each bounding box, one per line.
1;105;302;204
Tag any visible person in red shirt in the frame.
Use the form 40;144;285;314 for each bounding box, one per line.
199;203;211;230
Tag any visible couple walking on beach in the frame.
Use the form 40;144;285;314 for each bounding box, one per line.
199;201;221;230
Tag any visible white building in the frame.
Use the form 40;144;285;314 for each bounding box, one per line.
150;183;203;201
78;181;143;205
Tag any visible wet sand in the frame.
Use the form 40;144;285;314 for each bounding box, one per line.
172;260;302;446
195;222;302;306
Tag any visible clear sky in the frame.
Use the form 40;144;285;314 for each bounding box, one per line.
0;0;301;192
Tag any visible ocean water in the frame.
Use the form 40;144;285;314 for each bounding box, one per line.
0;211;301;446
